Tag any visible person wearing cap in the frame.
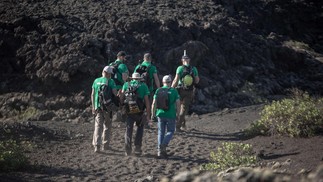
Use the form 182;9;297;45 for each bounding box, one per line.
134;53;160;101
109;51;129;92
109;51;129;123
119;72;151;156
151;75;180;158
171;55;199;131
91;66;117;153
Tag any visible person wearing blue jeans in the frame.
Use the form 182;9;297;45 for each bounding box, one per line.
151;75;180;158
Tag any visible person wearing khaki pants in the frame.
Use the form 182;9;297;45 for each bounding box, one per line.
91;66;117;153
171;54;199;131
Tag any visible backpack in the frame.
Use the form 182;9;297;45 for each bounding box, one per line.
136;63;152;88
156;88;171;110
109;61;122;86
124;83;145;114
180;65;194;90
98;81;119;111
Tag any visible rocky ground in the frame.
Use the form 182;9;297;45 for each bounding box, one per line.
1;0;323;181
0;104;322;181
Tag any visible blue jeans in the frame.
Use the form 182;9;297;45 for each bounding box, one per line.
157;117;176;149
125;114;144;153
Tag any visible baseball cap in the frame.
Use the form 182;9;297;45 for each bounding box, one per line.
162;75;172;83
103;66;114;74
117;51;126;57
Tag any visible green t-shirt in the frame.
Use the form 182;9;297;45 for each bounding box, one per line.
109;59;129;89
122;80;150;99
175;64;198;86
92;77;117;110
134;61;158;92
153;86;180;119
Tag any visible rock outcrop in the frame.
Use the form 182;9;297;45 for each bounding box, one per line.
0;0;322;121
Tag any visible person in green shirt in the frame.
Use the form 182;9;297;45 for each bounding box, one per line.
171;55;199;132
133;53;160;101
109;51;129;93
91;66;117;153
151;75;180;158
120;72;151;156
109;51;129;123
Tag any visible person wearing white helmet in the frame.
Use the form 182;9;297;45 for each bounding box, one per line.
171;54;199;132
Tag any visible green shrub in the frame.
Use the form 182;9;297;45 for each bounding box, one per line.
201;142;257;171
0;140;30;172
246;90;323;137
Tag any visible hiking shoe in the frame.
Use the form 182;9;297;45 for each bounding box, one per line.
94;146;100;153
157;151;168;158
134;147;142;156
101;145;111;151
125;149;132;156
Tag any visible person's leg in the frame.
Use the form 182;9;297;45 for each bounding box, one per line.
125;116;134;155
163;118;176;146
157;117;166;148
157;117;166;156
134;116;144;154
179;90;193;130
92;111;104;152
102;111;112;150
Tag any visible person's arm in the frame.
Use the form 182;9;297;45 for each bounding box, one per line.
193;67;199;85
194;75;200;85
91;88;96;115
171;73;180;88
151;98;156;119
122;72;128;83
175;98;180;121
153;73;160;88
144;95;151;123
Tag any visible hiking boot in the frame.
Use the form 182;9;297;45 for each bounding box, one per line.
158;145;168;158
125;148;132;156
101;145;111;151
125;151;131;156
134;146;142;156
94;146;100;153
176;127;183;132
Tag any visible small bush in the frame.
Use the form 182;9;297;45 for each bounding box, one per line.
0;140;30;172
201;142;257;172
246;90;323;137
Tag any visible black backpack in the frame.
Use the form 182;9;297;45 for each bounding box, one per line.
98;81;119;111
180;65;194;90
124;83;145;114
156;88;171;110
109;61;122;86
136;63;152;88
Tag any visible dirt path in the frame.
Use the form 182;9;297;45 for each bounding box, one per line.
1;104;322;181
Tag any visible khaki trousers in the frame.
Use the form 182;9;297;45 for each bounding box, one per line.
177;89;193;129
92;110;112;148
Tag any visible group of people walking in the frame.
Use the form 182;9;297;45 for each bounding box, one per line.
91;51;199;158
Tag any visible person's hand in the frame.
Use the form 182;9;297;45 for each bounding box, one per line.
146;115;151;123
92;107;96;115
147;120;153;127
151;116;157;122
